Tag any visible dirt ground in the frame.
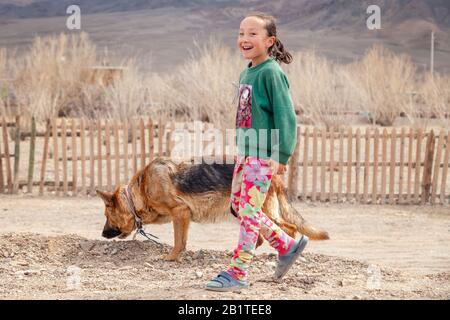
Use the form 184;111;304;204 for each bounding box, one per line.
0;195;449;300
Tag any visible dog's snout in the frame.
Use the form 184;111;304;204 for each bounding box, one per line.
102;227;122;239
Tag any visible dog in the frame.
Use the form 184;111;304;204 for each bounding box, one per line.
97;157;329;261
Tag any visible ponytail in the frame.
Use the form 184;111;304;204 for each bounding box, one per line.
269;39;293;64
245;12;293;65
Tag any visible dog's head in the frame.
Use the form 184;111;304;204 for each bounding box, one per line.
97;187;136;240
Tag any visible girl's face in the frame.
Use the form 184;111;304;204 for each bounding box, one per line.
237;16;275;65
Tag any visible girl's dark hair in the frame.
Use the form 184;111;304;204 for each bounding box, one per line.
245;12;293;64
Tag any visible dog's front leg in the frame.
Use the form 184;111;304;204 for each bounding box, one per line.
164;206;190;262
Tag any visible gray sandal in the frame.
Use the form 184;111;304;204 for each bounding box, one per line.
205;271;249;292
274;235;309;280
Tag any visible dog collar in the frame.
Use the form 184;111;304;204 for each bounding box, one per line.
123;184;162;246
123;184;143;230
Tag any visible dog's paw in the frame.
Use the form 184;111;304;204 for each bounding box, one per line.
163;253;180;262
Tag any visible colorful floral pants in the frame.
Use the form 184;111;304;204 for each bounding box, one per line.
227;155;296;281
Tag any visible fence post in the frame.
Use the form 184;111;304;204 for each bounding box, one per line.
287;128;301;202
148;117;154;162
12;116;20;194
0;122;3;193
39;119;51;195
158;117;163;157
167;120;175;157
421;130;435;204
2;117;12;192
52;118;60;196
27;116;36;193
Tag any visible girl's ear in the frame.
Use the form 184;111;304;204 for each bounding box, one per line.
266;36;276;49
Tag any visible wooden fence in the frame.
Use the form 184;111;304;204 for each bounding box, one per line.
0;116;449;205
287;127;450;205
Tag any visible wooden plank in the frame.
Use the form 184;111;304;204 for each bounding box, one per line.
2;117;12;193
56;150;174;163
372;128;379;204
287;128;300;201
389;128;396;204
337;128;344;202
398;128;406;204
380;129;388;204
302;127;309;201
355;128;361;202
105;120;112;190
158;117;163;157
80;119;86;196
31;185;434;199
97;120;103;190
296;160;420;168
414;128;423;204
363;128;370;204
166;120;174;157
123;121;129;182
71;119;78;196
89;121;95;195
139;118;145;169
311;127;318;202
27;117;36;193
300;131;437;139
61;118;68;196
114;121;120;186
0;123;3;193
406;128;414;204
200;122;208;159
440;132;450;204
131;120;137;174
148;117;154;162
222;127;227;159
431;130;445;204
289;191;425;201
12;116;21;194
320;127;326;202
346;127;353;200
421;130;435;204
164;119;172;157
329;126;335;202
48;122;169;132
52;118;60;196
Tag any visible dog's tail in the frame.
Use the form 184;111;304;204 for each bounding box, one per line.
278;191;330;240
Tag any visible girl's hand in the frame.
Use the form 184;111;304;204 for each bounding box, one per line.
269;159;287;175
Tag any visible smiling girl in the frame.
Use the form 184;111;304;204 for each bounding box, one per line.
205;13;308;291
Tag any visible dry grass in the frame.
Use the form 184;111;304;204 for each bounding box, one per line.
0;48;6;113
412;73;450;129
345;45;417;127
13;33;96;121
0;48;5;80
0;47;14;117
167;38;244;128
1;34;449;130
285;50;358;129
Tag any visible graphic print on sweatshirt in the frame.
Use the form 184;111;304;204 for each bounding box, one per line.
236;84;252;128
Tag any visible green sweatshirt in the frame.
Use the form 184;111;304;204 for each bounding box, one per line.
235;57;297;165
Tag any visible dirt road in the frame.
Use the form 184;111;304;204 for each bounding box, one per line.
0;195;449;299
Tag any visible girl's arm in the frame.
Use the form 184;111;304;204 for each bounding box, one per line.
265;70;297;166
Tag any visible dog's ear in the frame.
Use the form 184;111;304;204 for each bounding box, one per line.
96;189;114;205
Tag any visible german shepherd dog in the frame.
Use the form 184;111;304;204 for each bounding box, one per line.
97;158;329;261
